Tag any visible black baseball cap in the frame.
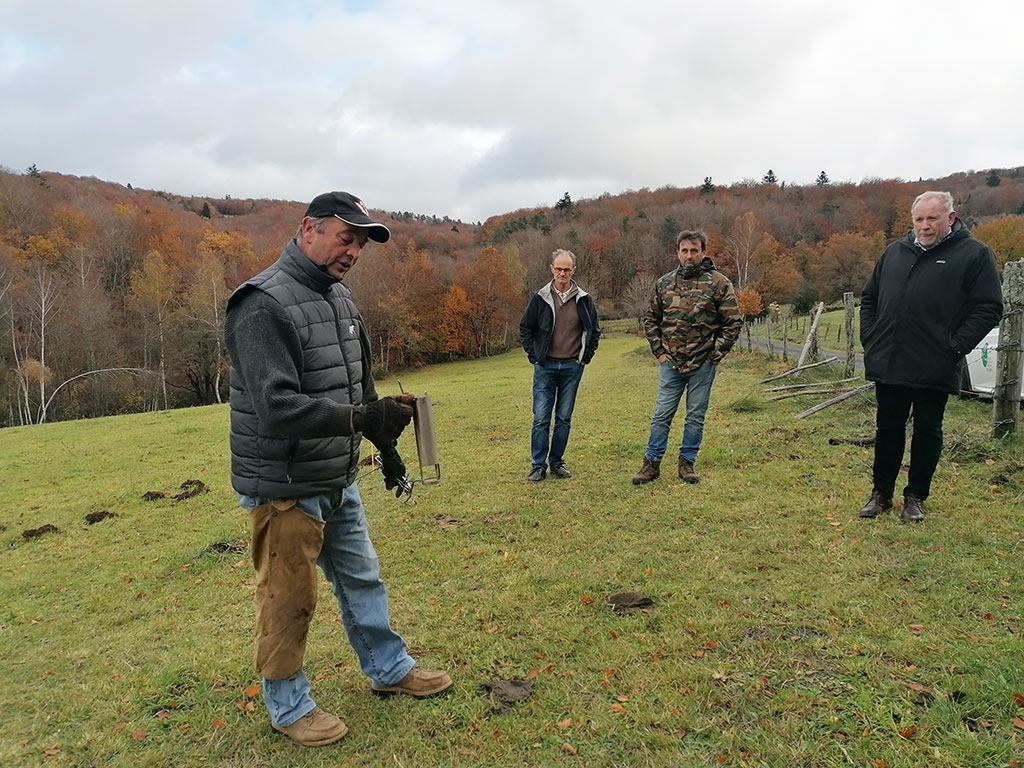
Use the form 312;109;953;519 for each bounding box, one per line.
304;191;391;243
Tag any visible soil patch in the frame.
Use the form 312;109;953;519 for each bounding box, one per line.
608;591;655;613
203;539;248;556
23;524;59;539
480;679;533;713
173;480;208;500
85;511;117;525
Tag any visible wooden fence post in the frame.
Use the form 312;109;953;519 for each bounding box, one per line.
844;292;856;378
797;302;825;368
782;306;789;361
992;260;1023;438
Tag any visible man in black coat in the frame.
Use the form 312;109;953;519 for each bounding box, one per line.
858;191;1003;522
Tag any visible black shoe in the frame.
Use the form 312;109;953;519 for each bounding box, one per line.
858;490;893;518
526;466;546;482
900;493;926;523
550;464;572;479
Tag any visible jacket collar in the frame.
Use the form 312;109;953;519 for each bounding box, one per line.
903;217;968;252
676;255;716;279
539;280;589;302
278;239;340;292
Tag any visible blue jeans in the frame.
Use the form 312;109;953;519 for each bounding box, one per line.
645;361;718;463
240;484;415;727
531;359;585;468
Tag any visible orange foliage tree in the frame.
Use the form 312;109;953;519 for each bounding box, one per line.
454;247;524;356
972;216;1024;271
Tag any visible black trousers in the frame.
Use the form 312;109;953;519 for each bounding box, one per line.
872;383;949;500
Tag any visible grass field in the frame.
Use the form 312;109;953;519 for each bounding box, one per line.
2;330;1022;767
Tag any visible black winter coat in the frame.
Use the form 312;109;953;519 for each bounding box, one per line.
860;221;1003;393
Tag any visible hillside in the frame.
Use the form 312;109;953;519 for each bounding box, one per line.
2;164;1023;428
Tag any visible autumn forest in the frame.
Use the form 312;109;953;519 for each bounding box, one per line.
1;165;1023;428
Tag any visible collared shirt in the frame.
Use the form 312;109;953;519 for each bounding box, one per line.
553;281;578;304
913;228;955;250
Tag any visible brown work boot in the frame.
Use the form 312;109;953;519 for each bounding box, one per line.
678;457;700;484
372;667;453;698
900;493;926;523
272;708;348;747
858;490;893;518
632;458;661;485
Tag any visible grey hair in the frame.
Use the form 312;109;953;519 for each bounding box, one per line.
551;248;576;267
295;216;333;239
912;191;954;214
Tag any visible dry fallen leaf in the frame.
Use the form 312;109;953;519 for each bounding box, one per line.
1012;692;1024;707
610;703;626;713
562;742;578;755
899;726;917;738
616;695;629;702
245;684;261;698
906;683;935;696
704;640;720;650
43;747;61;756
211;718;226;730
870;760;889;768
580;594;595;605
131;729;148;740
1011;717;1024;730
556;718;572;728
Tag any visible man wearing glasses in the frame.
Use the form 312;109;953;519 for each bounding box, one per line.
519;249;601;481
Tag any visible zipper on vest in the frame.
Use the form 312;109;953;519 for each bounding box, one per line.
286;438;296;483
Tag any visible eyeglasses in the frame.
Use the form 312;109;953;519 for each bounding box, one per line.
552;267;574;273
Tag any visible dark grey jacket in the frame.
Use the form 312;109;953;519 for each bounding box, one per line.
861;220;1003;393
225;240;377;497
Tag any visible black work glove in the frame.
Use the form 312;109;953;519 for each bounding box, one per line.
378;442;408;497
359;394;415;445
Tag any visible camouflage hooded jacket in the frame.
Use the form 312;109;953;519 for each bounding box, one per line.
643;256;742;373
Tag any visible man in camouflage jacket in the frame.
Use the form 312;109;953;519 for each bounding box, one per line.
632;230;742;485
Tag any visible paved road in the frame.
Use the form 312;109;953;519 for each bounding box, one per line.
738;334;865;372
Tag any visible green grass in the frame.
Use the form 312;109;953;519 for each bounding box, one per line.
2;337;1023;767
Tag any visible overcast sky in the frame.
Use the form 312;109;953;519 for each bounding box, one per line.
2;0;1022;223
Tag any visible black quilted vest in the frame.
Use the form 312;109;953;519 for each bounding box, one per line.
228;241;368;497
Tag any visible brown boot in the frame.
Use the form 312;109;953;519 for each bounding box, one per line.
858;490;893;518
678;457;700;484
372;667;453;698
900;493;926;523
632;458;661;485
272;708;348;746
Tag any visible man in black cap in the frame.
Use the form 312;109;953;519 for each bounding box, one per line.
225;191;452;747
